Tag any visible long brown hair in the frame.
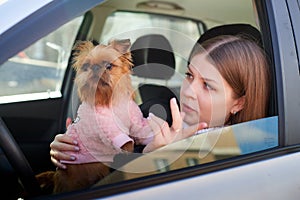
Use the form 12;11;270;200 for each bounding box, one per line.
191;35;270;125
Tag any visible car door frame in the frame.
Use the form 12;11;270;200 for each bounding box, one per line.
267;0;300;146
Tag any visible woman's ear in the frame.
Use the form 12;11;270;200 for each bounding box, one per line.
231;95;245;114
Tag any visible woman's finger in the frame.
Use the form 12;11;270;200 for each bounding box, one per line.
56;133;78;145
148;113;170;138
50;148;76;162
182;122;208;139
170;98;182;132
50;134;78;152
50;141;79;152
143;114;165;153
50;155;66;169
148;113;164;137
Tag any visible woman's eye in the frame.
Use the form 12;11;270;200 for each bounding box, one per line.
204;82;214;90
185;72;193;80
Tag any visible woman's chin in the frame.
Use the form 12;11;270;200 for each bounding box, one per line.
183;115;200;127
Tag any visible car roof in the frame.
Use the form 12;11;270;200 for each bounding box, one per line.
101;0;255;25
0;0;53;35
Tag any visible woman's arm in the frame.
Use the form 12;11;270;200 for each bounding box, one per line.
143;98;207;153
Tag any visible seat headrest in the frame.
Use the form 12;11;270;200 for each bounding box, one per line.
188;24;263;62
131;34;175;80
198;23;262;46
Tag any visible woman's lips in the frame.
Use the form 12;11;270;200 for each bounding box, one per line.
181;103;197;113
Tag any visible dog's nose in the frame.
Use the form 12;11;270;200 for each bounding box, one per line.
92;64;101;72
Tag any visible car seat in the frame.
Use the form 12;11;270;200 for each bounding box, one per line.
189;23;263;60
131;34;179;126
197;24;262;46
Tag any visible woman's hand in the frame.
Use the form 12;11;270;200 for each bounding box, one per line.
50;125;79;169
143;98;207;153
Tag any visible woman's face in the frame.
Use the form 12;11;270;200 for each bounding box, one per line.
180;53;241;127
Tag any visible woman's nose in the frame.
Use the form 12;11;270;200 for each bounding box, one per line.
182;80;198;99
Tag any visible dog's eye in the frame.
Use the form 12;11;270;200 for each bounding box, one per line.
105;63;113;70
82;63;90;71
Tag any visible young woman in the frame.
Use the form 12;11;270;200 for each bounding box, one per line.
143;35;270;152
50;35;270;167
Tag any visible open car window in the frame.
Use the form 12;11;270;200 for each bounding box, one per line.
0;16;83;104
95;116;278;186
84;5;279;189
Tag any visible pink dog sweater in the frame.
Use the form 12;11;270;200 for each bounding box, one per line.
61;101;153;164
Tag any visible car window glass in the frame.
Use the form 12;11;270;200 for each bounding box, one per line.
95;116;278;186
0;16;83;104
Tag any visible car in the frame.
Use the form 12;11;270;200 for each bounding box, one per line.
0;0;300;199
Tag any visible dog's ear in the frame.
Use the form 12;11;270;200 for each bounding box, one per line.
72;41;95;71
109;39;131;54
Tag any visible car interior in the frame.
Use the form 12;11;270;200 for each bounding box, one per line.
131;34;179;126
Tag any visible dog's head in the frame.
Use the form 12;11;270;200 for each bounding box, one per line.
72;39;134;106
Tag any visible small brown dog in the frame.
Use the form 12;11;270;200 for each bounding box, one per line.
36;39;153;194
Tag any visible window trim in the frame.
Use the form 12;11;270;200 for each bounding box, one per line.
287;0;300;73
260;0;300;146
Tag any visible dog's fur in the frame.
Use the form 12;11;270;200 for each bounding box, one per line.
73;39;135;107
36;39;149;194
